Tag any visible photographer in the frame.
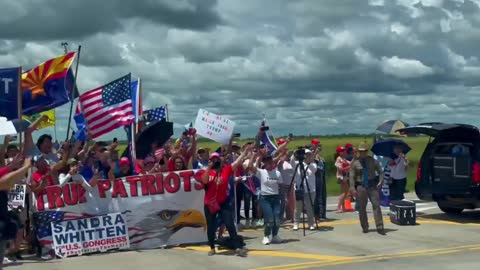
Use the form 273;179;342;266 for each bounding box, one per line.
201;144;252;257
290;148;318;231
0;156;32;269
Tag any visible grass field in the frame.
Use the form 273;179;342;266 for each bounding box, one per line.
122;136;426;195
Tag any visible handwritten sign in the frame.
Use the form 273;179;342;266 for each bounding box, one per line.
194;109;235;144
8;184;26;209
51;212;130;258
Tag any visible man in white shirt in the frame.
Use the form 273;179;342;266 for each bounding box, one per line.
388;145;408;201
290;149;318;231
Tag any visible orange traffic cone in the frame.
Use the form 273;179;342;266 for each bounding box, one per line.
343;197;355;212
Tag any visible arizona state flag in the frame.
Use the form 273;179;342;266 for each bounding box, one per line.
21;52;77;115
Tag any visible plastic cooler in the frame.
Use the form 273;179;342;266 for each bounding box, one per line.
389;200;416;225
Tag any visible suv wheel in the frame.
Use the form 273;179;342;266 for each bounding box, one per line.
438;203;464;214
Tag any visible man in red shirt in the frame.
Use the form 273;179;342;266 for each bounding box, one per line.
31;156;55;194
201;144;252;257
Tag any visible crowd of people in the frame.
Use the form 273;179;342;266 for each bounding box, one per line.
0;116;410;265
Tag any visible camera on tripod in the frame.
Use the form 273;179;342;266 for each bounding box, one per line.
294;147;306;162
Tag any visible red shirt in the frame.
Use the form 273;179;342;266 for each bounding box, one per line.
202;164;233;205
0;166;11;178
32;170;55;188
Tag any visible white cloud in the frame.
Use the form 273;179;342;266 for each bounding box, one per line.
381;56;435;78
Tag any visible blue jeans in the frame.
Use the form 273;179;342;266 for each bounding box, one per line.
259;194;281;237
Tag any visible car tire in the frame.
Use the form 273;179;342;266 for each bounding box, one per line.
438;203;464;214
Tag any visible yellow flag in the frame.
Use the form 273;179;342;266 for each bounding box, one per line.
23;110;56;129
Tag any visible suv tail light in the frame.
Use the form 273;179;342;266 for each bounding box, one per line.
416;162;422;181
472;163;480;184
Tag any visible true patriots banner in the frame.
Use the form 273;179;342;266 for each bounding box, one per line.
33;170;207;252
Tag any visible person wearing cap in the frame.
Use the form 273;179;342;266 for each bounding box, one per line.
247;152;284;245
109;157;134;180
335;146;351;213
349;143;385;235
201;144;252;257
192;148;210;170
31;155;56;194
290;148;319;231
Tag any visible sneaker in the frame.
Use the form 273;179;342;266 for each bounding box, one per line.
208;249;216;256
257;219;264;226
3;257;13;264
41;254;53;260
262;236;271;245
293;224;299;231
309;226;316;231
271;235;283;244
377;227;386;235
235;248;247;257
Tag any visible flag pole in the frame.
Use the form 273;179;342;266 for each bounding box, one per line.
165;104;169;121
17;67;23;151
66;45;82;141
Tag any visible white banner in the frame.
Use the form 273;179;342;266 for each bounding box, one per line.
52;212;130;258
194;109;235;144
34;170;207;251
8;184;26;209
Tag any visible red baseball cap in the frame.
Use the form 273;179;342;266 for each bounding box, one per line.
119;157;130;165
345;143;353;149
277;138;287;145
209;152;221;160
336;146;345;153
311;139;320;145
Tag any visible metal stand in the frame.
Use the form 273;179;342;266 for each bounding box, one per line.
287;161;319;236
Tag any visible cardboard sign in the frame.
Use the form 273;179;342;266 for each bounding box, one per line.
8;184;26;209
194;109;235;144
51;212;130;258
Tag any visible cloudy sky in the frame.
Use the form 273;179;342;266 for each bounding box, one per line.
2;0;480;140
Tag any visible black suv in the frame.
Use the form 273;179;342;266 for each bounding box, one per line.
398;123;480;214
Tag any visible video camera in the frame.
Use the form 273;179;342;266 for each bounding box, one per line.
294;147;306;162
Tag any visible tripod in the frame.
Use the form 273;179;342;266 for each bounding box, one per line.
287;159;319;236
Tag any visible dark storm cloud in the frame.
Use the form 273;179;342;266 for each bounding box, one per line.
0;0;222;41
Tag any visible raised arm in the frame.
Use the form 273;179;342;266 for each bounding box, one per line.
0;157;32;191
232;144;253;172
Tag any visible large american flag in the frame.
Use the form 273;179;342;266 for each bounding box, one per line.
143;106;166;122
33;211;93;246
77;74;133;138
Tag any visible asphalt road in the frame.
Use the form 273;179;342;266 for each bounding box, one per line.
5;194;480;270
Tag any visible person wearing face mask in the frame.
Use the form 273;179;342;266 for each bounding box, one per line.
349;143;385;235
248;152;283;245
201;145;252;257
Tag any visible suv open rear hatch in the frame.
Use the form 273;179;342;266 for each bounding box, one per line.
397;123;480;139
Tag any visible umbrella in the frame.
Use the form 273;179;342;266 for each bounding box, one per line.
376;120;409;135
124;121;174;159
371;139;411;159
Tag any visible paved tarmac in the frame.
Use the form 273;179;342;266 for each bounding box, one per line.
5;194;480;270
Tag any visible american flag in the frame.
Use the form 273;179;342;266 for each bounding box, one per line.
33;211;93;246
143;106;166;122
77;74;133;138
